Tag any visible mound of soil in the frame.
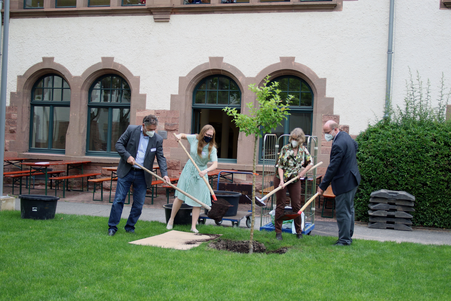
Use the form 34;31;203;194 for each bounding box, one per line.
207;199;232;222
208;239;288;254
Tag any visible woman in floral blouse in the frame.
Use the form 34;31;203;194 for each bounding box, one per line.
274;128;313;240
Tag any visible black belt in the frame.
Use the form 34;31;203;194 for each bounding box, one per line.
132;167;144;171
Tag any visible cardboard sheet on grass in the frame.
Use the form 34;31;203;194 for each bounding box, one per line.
129;230;221;250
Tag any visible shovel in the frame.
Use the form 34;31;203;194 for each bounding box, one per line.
255;161;323;205
173;133;217;201
277;192;320;221
134;162;211;210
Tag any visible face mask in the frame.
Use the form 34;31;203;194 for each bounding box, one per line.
325;133;334;142
291;140;299;148
146;130;155;138
204;136;212;143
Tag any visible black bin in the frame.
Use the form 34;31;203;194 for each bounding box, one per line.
163;203;193;225
214;190;241;216
19;194;59;220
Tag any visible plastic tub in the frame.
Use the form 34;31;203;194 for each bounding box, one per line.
163;203;193;225
214;190;241;216
19;194;59;220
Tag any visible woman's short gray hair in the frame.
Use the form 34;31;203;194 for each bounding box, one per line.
289;128;306;144
143;115;158;127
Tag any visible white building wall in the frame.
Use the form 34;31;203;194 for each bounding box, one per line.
6;0;451;135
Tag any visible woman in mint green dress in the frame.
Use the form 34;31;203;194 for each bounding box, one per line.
167;124;218;233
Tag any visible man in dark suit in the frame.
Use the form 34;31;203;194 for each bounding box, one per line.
318;120;361;246
108;114;170;236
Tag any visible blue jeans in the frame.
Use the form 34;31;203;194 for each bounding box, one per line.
108;169;147;231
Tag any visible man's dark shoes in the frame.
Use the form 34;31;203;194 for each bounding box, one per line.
125;229;135;234
276;233;283;241
296;233;303;239
333;240;350;246
108;229;116;236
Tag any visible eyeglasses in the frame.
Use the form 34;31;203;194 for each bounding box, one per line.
205;134;213;138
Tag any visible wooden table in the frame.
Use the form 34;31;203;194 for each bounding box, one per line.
21;160;92;195
207;169;238;186
3;157;28;170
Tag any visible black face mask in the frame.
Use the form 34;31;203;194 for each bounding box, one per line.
204;136;212;143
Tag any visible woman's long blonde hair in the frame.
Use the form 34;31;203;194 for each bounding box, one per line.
196;124;216;158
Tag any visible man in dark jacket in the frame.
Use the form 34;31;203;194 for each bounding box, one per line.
108;114;170;236
318;120;361;245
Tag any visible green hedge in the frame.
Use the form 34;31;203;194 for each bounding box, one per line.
354;120;451;228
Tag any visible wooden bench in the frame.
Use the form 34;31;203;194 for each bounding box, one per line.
149;177;179;204
4;170;65;195
87;176;130;203
52;173;101;198
321;185;335;218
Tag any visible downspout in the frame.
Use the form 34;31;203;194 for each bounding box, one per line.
384;0;395;119
0;0;10;195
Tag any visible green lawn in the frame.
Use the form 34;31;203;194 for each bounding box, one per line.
1;211;450;300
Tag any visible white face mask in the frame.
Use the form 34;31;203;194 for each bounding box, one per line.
325;133;334;142
146;130;155;138
291;140;299;148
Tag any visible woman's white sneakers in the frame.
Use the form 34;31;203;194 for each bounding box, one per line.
191;228;199;233
166;223;173;230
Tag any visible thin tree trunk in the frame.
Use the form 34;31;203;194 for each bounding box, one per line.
249;135;258;254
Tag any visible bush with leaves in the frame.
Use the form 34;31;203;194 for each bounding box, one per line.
354;72;451;228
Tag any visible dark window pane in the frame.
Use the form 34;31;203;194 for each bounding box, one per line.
34;89;43;101
54;76;62;88
198;82;206;90
207;92;217;104
56;0;76;7
43;76;52;88
63;89;71;102
89;0;110;6
207;77;218;90
102;90;110;102
218;77;229;90
111;90;120;103
301;92;312;106
122;80;130;90
90;89;101;103
31;106;50;148
289;112;312;135
43;89;52;101
111;108;130;152
122;0;145;5
278;78;289;91
218;91;228;105
230;81;238;91
54;89;62;101
230;91;240;105
301;82;310;92
88;108;109;151
101;77;111;89
121;90;131;103
52;107;70;149
289;94;300;106
24;0;44;8
112;77;121;89
195;91;205;104
289;77;301;90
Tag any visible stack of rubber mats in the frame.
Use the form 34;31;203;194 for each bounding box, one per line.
368;189;415;231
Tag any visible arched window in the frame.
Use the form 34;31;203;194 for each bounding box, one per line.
86;74;131;156
259;75;314;160
270;75;313;136
29;74;71;153
192;75;241;161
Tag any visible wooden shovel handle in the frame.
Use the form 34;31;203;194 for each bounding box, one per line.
134;162;211;210
262;161;323;201
173;133;217;201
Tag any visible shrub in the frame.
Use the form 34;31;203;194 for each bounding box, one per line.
354;72;451;228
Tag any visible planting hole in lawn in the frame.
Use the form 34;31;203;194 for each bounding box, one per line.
208;239;288;254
